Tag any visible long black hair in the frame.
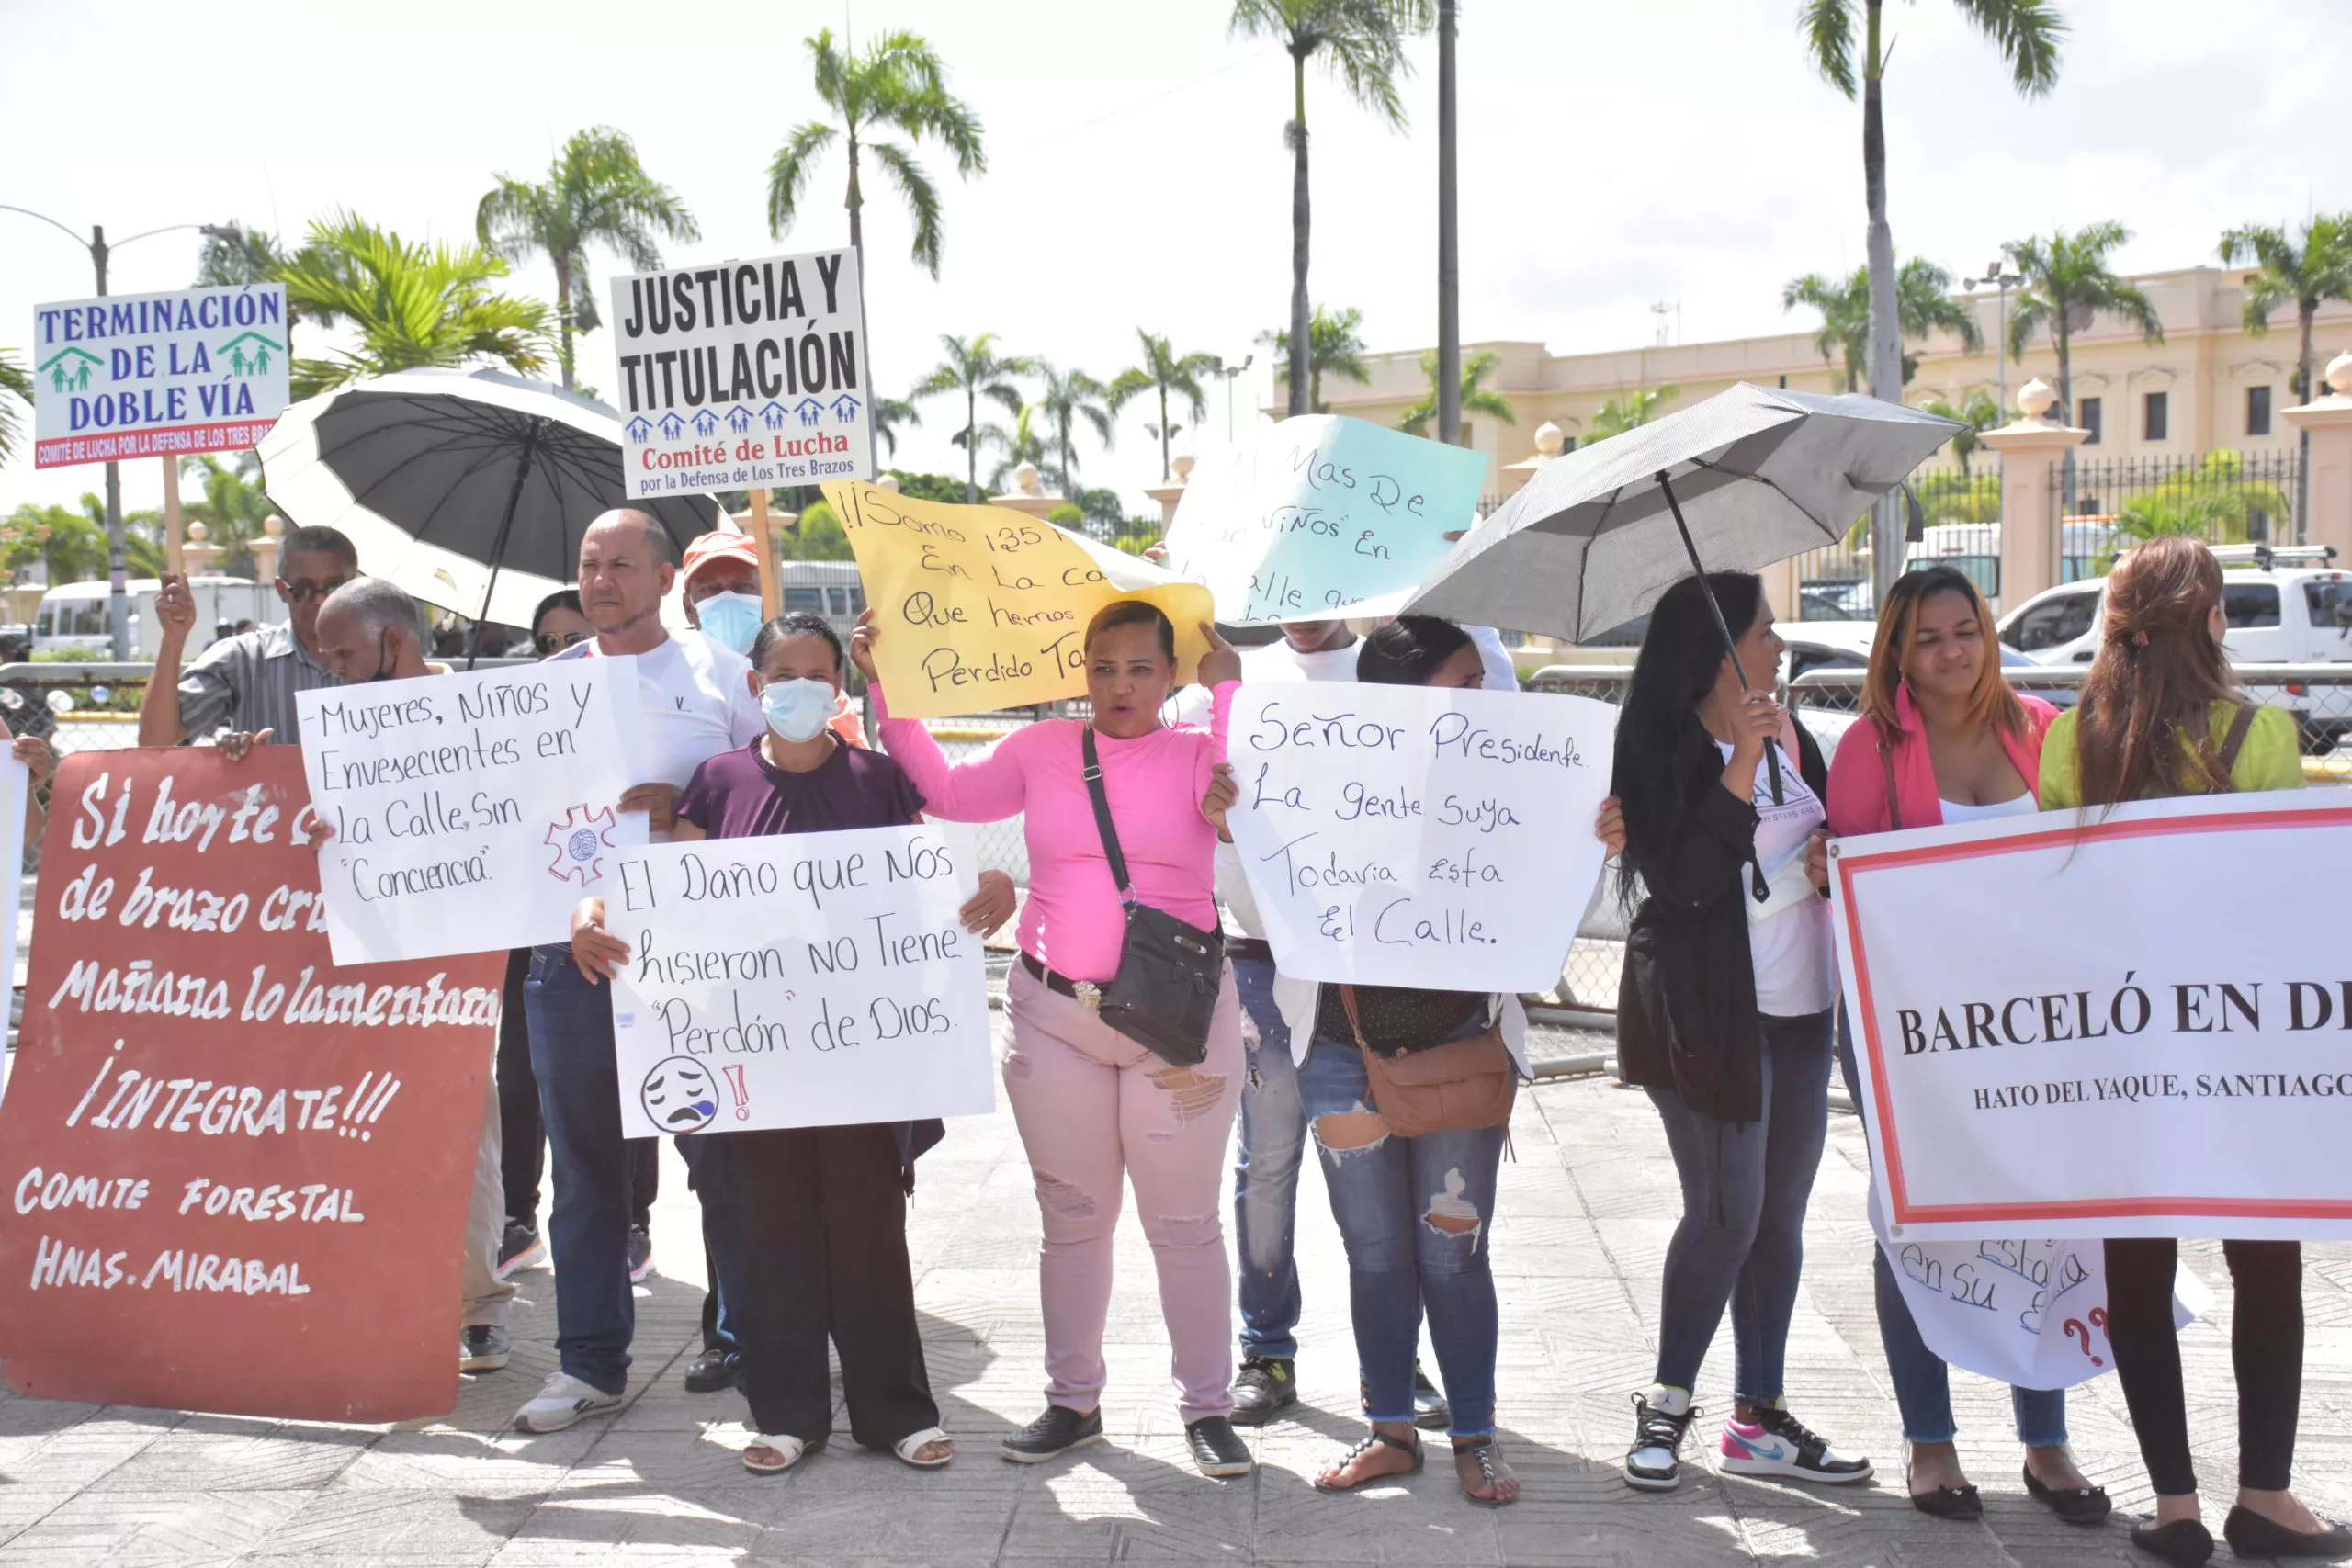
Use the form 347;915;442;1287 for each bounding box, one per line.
1356;615;1472;686
1611;571;1764;906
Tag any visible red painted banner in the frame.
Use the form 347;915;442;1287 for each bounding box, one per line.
33;421;277;468
0;749;502;1419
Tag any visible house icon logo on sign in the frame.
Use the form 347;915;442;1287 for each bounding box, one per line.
216;332;281;378
829;394;860;422
758;401;788;431
37;347;102;393
793;399;823;427
626;416;652;443
658;412;686;441
691;409;719;438
725;407;755;435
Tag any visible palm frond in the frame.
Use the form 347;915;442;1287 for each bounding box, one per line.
1797;0;1857;97
1951;0;2065;96
866;141;944;276
766;121;840;239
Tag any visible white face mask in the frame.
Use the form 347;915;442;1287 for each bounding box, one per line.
695;591;764;655
760;676;836;743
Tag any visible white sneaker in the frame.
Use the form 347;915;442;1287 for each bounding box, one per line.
514;1372;623;1433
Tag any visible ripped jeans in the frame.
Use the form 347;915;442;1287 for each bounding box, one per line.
1300;1034;1504;1438
1002;961;1244;1424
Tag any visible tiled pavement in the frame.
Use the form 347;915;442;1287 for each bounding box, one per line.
3;1028;2348;1566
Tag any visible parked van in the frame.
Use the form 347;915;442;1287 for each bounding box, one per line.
33;577;288;658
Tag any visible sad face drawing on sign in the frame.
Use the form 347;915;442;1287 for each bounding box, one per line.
639;1055;718;1133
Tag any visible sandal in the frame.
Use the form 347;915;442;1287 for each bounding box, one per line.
1312;1427;1424;1493
1453;1436;1519;1507
893;1426;955;1469
742;1432;818;1474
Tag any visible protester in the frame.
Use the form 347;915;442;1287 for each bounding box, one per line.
2038;536;2343;1565
570;610;1016;1474
514;511;767;1433
857;600;1257;1478
493;590;661;1283
1611;572;1868;1492
678;530;765;655
136;527;358;747
1823;566;2104;1520
302;577;519;1375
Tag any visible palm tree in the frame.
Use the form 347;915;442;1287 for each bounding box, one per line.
1582;385;1679;445
1917;389;2004;479
2003;222;2164;428
1229;0;1434;417
766;28;985;280
980;407;1057;491
275;211;554;398
1799;0;2062;410
1399;348;1513;437
476;127;700;391
871;395;921;459
1109;330;1216;481
1257;304;1371;412
0;349;29;468
1781;258;1984;391
2220;213;2352;536
177;453;276;575
195;222;296;288
910;333;1031;502
2098;453;2290;569
1031;363;1114;497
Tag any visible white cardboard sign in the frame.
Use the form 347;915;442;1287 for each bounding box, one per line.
605;826;995;1138
609;249;873;499
1225;682;1617;992
31;285;290;468
297;660;646;964
1833;788;2352;1241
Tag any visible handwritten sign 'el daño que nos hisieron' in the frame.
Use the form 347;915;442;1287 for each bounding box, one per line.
0;750;502;1421
824;480;1214;721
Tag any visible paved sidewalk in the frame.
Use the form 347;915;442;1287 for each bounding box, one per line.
2;1032;2347;1565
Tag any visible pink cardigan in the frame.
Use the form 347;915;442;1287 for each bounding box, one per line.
1826;684;2059;837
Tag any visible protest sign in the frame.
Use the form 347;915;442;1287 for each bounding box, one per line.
824;479;1215;720
1225;682;1616;992
1864;1186;2205;1390
31;285;290;468
604;824;995;1137
296;658;646;964
1163;415;1489;624
0;750;501;1420
610;248;873;499
1834;788;2352;1242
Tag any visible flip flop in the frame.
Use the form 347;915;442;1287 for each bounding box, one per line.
1312;1428;1424;1493
1453;1436;1519;1508
893;1427;955;1469
742;1433;817;1474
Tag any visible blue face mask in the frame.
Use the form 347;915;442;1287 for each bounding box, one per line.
760;677;837;743
695;592;763;655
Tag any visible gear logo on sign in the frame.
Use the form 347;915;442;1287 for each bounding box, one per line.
545;804;618;886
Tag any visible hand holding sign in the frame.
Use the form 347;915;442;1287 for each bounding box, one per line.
827;483;1213;719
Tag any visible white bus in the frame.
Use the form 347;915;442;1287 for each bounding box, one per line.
34;577;288;658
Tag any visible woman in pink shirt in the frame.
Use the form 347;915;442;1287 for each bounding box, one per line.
1824;566;2098;1523
854;599;1250;1477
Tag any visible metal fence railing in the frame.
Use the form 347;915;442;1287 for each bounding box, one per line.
2056;451;2301;578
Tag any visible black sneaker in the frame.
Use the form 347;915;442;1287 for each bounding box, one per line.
1720;1406;1872;1483
683;1348;738;1393
459;1324;510;1372
1186;1416;1254;1478
1413;1362;1451;1431
999;1405;1104;1464
1624;1392;1701;1491
1231;1357;1297;1426
496;1221;545;1278
627;1224;653;1282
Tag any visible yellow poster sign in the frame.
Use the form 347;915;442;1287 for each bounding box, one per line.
824;481;1216;720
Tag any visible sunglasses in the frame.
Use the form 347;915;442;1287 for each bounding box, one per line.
534;630;589;655
277;576;352;604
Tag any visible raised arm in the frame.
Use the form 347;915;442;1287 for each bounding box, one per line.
136;573;203;748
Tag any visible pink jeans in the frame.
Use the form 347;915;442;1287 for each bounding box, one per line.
1002;962;1243;1423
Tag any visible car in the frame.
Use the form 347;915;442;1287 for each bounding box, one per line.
1997;543;2352;750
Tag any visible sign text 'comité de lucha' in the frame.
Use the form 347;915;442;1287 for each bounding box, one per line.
0;750;501;1421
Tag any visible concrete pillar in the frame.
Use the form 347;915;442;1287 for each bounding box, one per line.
250;514;285;588
1978;378;2088;610
1499;420;1565;497
1760;554;1803;626
989;461;1064;523
2281;351;2352;563
1143;452;1195;534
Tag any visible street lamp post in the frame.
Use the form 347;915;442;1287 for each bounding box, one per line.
1;206;232;658
1435;0;1461;449
1963;259;2016;416
1209;354;1255;444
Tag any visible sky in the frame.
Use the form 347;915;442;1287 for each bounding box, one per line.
3;0;2346;528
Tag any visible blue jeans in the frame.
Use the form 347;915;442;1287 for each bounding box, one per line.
1648;1010;1833;1404
1834;1011;2066;1447
1300;1034;1503;1438
1231;957;1306;1361
525;947;751;1393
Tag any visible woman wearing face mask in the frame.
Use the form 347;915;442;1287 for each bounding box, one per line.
571;611;1016;1475
855;600;1255;1478
2038;538;2338;1566
1823;567;2102;1521
1613;573;1868;1494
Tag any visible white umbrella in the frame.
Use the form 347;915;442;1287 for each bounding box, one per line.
257;367;720;631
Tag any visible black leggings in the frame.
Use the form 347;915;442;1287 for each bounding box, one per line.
2103;1237;2302;1495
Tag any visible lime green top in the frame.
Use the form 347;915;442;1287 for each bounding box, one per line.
2038;700;2304;809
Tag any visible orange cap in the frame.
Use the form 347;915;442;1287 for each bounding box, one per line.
681;530;763;590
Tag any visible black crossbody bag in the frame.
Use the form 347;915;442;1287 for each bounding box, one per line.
1079;728;1226;1066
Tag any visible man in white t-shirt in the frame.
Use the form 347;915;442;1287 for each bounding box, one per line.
514;510;767;1433
1175;615;1514;1428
